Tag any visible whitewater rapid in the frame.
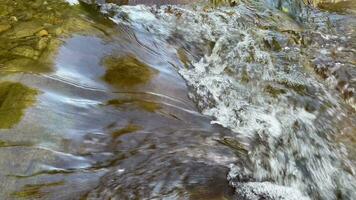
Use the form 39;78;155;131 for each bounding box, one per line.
90;1;356;199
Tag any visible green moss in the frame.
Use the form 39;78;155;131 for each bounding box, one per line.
0;82;38;129
107;98;161;112
111;124;142;138
11;181;64;198
102;55;157;88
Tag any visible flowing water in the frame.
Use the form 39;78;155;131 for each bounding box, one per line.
0;0;355;199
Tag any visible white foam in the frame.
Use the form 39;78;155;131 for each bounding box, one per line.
236;182;310;200
100;3;356;199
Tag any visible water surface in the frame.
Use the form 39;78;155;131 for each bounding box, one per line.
0;0;355;199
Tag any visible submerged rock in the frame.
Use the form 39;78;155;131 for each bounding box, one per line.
36;29;49;37
36;37;50;50
11;181;65;199
0;24;11;34
107;98;161;112
0;82;38;129
101;55;158;88
0;5;13;16
111;124;142;138
10;46;41;60
7;22;43;39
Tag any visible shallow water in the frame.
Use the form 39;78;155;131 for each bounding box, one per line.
0;0;355;199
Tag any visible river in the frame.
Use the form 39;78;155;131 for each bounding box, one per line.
0;0;355;199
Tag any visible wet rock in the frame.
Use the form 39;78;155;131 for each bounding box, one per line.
217;137;249;157
177;48;191;68
88;160;234;199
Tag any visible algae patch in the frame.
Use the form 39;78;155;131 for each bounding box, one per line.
102;55;157;88
111;124;142;138
11;181;64;199
0;82;38;129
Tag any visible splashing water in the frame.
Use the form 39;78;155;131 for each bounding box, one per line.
97;0;356;199
1;0;355;199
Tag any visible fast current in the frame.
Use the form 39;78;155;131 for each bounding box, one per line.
0;0;355;199
95;0;356;199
